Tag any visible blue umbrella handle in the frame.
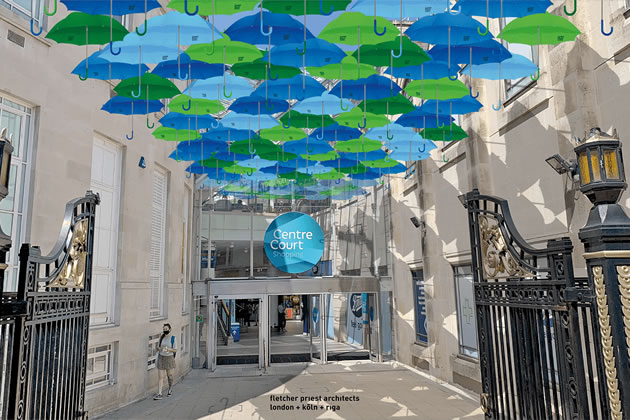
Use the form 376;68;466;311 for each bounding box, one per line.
296;41;306;55
131;85;142;98
374;19;387;36
184;0;199;16
269;72;280;81
601;19;613;36
260;17;273;36
126;129;134;141
448;72;458;81
135;20;147;36
477;19;489;36
335;178;341;184
530;68;540;81
186;172;192;179
418;143;426;153
223;85;232;98
45;0;57;16
211;120;221;129
316;129;324;140
109;41;121;55
391;37;403;58
492;99;502;111
358;118;367;129
470;86;479;98
146;117;154;129
182;99;192;111
320;0;334;15
30;19;43;36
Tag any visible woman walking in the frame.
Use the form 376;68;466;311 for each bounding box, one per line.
154;323;177;400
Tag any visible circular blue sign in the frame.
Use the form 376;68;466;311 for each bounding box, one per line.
312;307;319;323
264;212;325;274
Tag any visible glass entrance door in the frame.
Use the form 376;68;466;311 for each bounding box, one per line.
309;294;326;363
367;293;382;362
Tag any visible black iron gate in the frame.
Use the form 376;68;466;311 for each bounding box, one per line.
1;191;99;420
462;189;609;420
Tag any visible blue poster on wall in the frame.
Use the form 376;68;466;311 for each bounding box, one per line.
346;293;364;345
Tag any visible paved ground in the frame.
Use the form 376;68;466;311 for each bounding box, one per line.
100;361;484;420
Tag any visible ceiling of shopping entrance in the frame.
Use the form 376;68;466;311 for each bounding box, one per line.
38;0;580;202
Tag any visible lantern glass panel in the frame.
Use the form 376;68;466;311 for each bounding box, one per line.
590;150;601;182
579;152;591;185
1;148;10;189
603;148;620;180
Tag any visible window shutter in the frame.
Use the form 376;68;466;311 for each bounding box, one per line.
150;170;167;317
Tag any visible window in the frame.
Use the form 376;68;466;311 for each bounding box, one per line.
90;137;122;326
0;96;33;292
180;324;189;354
86;343;115;391
454;265;478;358
1;0;43;25
412;269;428;345
147;333;160;370
500;18;538;100
150;169;168;318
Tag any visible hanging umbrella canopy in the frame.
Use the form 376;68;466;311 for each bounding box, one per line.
284;139;335;155
388;137;437;153
385;61;452;80
170;140;229;161
259;126;307;142
352;36;431;68
454;0;552;18
302;151;340;161
159;112;220;130
114;73;181;99
186;38;263;65
350;0;443;19
308;56;377;80
134;11;223;45
258;150;299;162
253;75;325;99
339;150;388;162
202;127;255;142
405;12;489;45
428;39;511;65
225;12;315;45
335;107;389;129
498;13;580;45
319;12;399;45
387;150;430;161
280;111;335;129
101;96;163;115
334;137;383;153
238;156;278;169
221;112;280;130
232;61;301;80
185;75;255;100
378;162;407;174
293;92;354;115
46;12;128;45
422;95;483;115
151;53;224;80
263;0;351;14
61;0;162;15
153;126;201;141
329;75;401;100
97;33;182;64
395;108;454;129
364;124;417;142
261;38;346;68
167;0;259;15
361;156;400;168
469;53;538;79
168;95;225;115
72;52;148;80
358;95;415;115
312;124;362;142
404;77;469;100
313;169;344;180
421;124;468;141
228;95;289;115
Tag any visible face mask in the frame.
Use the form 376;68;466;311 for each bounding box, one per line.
163;328;170;333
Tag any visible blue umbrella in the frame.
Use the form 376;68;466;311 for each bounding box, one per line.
422;95;483;115
202;128;256;142
339;150;388;161
242;171;277;182
151;53;223;80
159;112;219;130
228;95;289;115
454;0;552;18
261;38;346;68
329;75;401;100
185;75;254;100
170;139;229;161
428;38;511;66
101;95;163;140
350;178;379;187
98;32;182;63
349;169;385;180
469;53;538;80
395;108;454;129
379;162;407;174
214;151;252;162
220;112;280;130
224;11;314;46
311;124;362;142
239;157;278;169
388;136;437;153
60;0;161;15
365;124;416;142
298;163;334;175
387;150;431;161
293;92;354;116
253;75;325;100
385;61;451;80
134;11;222;46
284;139;334;155
350;0;443;20
73;51;149;80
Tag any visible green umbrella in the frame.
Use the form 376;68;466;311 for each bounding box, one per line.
301;151;339;161
169;95;224;116
280;111;335;129
186;38;263;65
339;163;368;175
229;138;279;155
362;157;399;168
264;0;351;15
334;137;383;153
224;164;256;175
152;127;201;141
421;124;468;141
200;156;234;169
352;36;430;67
358;95;414;115
335;107;388;129
222;184;253;193
307;55;377;80
279;171;314;184
323;184;358;195
46;12;128;45
313;169;344;180
167;0;259;15
258;150;299;161
259;126;307;142
264;178;292;187
232;61;300;80
404;78;469;100
319;12;398;45
115;74;180;100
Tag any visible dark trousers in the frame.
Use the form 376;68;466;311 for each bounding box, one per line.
279;313;286;330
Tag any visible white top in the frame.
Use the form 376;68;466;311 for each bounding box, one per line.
159;333;176;357
277;304;285;314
